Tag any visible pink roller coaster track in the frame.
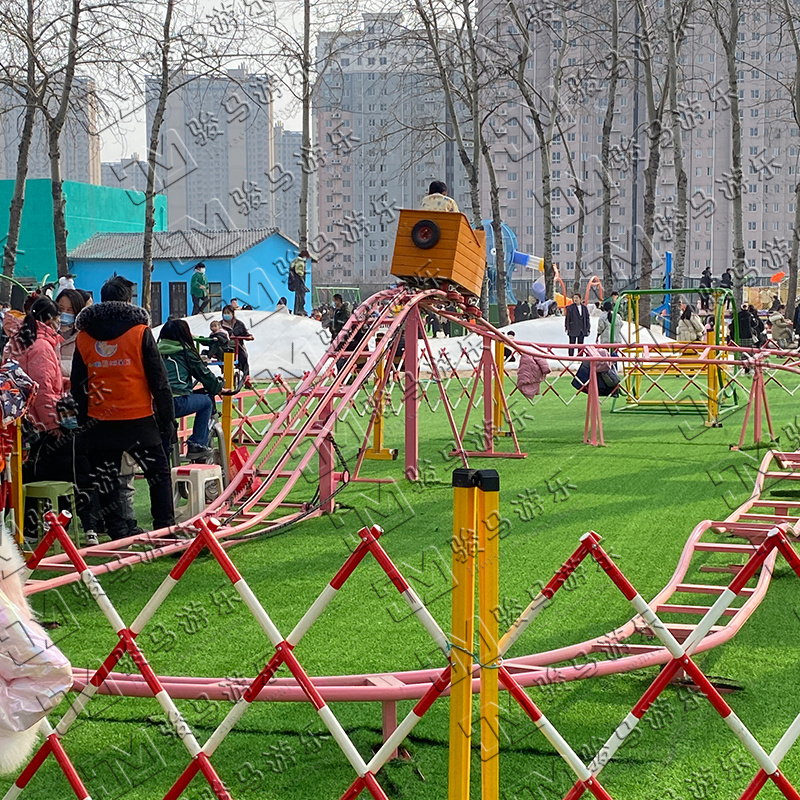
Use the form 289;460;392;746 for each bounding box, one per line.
11;283;786;708
68;447;799;704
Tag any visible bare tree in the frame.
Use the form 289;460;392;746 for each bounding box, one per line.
502;0;572;302
0;0;38;302
707;0;745;307
599;0;622;296
141;0;175;313
632;0;670;325
37;0;82;278
779;0;800;321
412;0;506;319
664;0;694;331
271;1;360;257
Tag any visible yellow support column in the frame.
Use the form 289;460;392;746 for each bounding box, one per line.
449;468;479;800
493;340;508;437
10;419;23;546
706;327;719;426
477;470;500;800
222;351;234;459
365;343;397;460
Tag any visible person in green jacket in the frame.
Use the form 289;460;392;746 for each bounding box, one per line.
158;318;224;457
190;262;209;315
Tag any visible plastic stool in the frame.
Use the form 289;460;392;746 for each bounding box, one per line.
23;481;79;552
171;464;224;523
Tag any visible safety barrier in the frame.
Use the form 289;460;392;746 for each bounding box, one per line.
11;448;800;798
6;509;455;800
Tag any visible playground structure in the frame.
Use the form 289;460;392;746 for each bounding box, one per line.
610;287;740;426
9;212;800;797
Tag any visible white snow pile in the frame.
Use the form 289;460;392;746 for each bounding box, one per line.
161;309;675;379
426;316;676;373
160;310;332;379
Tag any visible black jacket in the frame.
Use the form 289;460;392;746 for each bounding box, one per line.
71;302;174;438
565;303;590;337
735;309;755;343
332;303;351;337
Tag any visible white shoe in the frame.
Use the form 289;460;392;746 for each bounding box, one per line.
84;531;99;547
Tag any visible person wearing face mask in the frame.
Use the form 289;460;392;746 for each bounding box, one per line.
221;304;253;377
3;297;64;433
55;288;88;381
190;262;209;315
22;396;101;546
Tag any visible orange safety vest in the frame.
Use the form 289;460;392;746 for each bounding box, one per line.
76;326;154;421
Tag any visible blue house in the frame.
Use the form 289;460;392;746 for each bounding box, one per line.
68;228;306;326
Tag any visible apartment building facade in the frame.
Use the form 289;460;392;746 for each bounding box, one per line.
0;77;101;185
315;12;467;284
145;68;275;232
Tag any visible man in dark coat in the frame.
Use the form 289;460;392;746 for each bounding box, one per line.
699;267;713;310
331;293;351;339
565;293;590;356
71;275;175;540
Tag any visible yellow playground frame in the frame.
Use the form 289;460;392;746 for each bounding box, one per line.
609;288;740;426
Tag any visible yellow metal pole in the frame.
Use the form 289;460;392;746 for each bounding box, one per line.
493;340;507;436
10;419;23;546
365;344;396;460
706;326;719;425
222;350;234;459
477;470;500;800
449;468;478;800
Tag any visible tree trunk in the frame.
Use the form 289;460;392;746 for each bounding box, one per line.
639;120;662;327
633;0;665;328
298;0;311;250
710;0;744;308
789;182;800;321
665;0;688;333
1;0;37;304
784;0;800;322
46;0;82;278
600;0;620;296
482;141;508;325
142;0;175;313
48;128;68;277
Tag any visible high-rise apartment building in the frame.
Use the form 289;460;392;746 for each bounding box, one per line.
272;122;303;243
146;68;275;232
316;13;467;284
479;3;798;289
101;153;150;193
0;77;100;185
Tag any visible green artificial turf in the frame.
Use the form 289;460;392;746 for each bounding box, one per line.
5;371;800;799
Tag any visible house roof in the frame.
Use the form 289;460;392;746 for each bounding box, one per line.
68;228;294;261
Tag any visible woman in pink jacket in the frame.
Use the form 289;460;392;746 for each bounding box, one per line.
3;297;63;433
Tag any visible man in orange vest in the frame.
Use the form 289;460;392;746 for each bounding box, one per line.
71;275;175;540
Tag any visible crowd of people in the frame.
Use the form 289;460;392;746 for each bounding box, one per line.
1;274;258;548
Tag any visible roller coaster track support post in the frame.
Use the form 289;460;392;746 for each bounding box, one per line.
222;351;235;460
482;336;494;452
365;334;397;461
319;396;336;514
404;306;420;480
493;339;509;437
